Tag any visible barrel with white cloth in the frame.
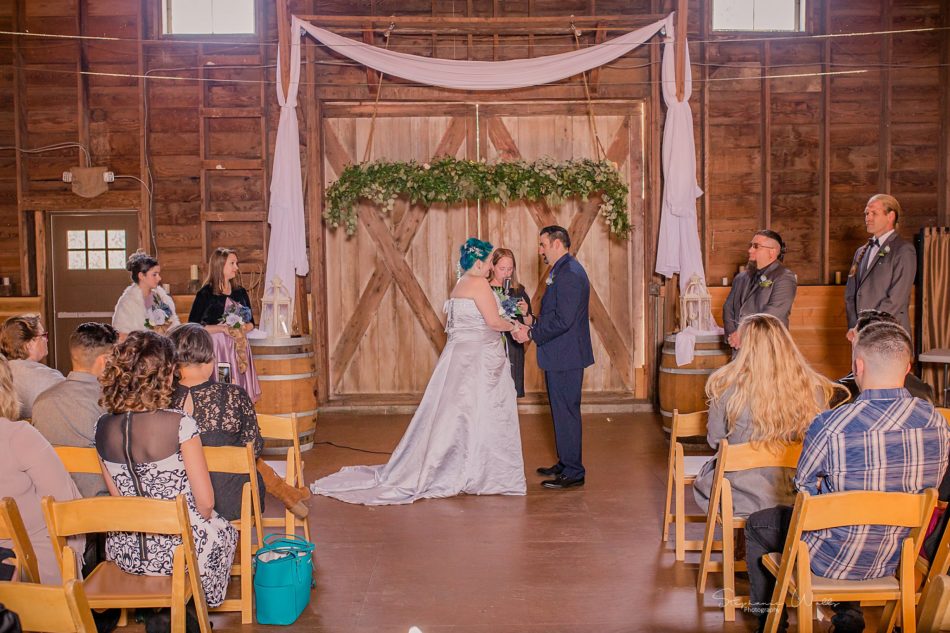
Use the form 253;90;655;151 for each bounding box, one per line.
658;333;731;432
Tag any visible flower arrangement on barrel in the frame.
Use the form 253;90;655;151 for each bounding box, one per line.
324;156;631;238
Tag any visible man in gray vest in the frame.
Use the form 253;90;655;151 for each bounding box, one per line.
844;193;917;336
723;229;798;350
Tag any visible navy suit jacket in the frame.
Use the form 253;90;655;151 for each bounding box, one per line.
532;253;595;371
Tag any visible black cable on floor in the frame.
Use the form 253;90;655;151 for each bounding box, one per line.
313;440;392;456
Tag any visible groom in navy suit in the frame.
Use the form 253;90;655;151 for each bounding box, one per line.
514;225;594;489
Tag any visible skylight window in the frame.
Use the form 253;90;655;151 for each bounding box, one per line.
162;0;256;35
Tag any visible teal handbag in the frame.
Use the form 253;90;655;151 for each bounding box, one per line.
253;534;315;625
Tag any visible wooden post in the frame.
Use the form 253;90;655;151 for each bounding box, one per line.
276;0;291;102
674;0;687;102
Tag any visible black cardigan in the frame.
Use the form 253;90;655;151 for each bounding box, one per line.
188;284;255;326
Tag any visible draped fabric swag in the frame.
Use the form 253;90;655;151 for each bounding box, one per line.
266;12;706;341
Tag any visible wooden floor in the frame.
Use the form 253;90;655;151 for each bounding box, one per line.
213;411;762;633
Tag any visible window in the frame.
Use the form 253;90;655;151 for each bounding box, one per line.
713;0;806;32
67;229;126;271
162;0;255;35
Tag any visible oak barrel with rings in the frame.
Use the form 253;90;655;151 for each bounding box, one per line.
250;336;317;455
658;333;731;432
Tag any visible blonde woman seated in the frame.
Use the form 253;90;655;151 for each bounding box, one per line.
0;315;64;419
112;251;180;340
693;313;845;518
95;331;237;607
0;354;81;583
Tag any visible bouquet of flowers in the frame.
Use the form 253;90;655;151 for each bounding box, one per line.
220;302;253;329
145;295;173;331
219;301;254;373
493;288;522;322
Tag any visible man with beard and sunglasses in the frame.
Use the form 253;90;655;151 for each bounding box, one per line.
722;230;797;351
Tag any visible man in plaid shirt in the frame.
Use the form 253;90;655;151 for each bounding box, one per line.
744;322;950;633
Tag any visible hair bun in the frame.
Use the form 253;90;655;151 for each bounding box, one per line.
126;249;149;272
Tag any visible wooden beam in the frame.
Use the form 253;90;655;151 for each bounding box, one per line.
588;24;606;95
674;0;687;102
13;0;29;294
362;28;380;98
276;0;291;101
136;0;150;257
941;1;950;225
760;41;771;230
820;0;831;282
878;2;892;194
296;14;669;35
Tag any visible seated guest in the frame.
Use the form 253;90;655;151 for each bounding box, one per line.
0;354;82;584
33;322;118;498
0;315;64;419
834;309;934;407
744;322;950;633
112;250;179;340
170;324;310;520
188;248;260;402
693;314;844;517
96;331;237;608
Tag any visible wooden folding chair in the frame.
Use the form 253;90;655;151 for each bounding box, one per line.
54;446;102;475
202;443;262;623
761;489;937;633
696;439;803;621
662;409;713;561
0;497;40;583
918;574;950;632
257;413;311;541
0;579;97;633
937;407;950;426
42;495;211;633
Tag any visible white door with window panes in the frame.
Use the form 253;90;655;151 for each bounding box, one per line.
49;212;140;372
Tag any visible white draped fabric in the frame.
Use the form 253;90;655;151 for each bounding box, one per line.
294;16;669;91
264;29;309;323
653;28;720;362
267;12;710;352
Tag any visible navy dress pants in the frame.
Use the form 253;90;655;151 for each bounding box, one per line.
544;368;585;479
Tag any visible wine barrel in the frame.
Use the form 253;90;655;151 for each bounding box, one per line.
658;333;731;432
250;336;317;455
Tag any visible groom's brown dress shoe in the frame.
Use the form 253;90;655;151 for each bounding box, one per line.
536;464;563;477
541;475;585;489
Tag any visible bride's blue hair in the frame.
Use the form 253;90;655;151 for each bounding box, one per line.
458;237;494;271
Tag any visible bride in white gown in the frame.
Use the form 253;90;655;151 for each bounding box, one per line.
310;238;528;505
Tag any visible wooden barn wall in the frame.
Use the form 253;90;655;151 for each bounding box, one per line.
0;0;947;403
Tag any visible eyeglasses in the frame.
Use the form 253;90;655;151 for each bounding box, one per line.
748;242;777;251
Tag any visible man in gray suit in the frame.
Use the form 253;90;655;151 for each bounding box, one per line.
723;229;798;350
844;193;917;336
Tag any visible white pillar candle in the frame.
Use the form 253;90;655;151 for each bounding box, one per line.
190;264;199;280
1;277;8;286
835;271;842;285
722;277;729;286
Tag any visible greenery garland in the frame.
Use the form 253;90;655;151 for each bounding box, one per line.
323;156;631;238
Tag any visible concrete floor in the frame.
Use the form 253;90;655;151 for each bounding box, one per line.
211;411;769;633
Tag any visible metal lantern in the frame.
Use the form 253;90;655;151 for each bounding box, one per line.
261;276;293;339
680;273;713;331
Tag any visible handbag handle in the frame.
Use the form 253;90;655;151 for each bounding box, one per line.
258;533;314;555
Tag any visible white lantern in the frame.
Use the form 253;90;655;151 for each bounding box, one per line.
261;277;293;339
680;274;714;332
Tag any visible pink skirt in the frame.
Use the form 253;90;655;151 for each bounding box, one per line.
210;331;262;403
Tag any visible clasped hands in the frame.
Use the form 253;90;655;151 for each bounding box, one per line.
511;323;530;344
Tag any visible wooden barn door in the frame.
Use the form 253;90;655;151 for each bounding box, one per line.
321;101;645;405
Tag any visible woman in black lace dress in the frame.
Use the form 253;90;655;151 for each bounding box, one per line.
169;324;310;519
487;248;533;398
169;324;264;521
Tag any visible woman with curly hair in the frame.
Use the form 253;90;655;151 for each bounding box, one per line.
94;331;237;607
311;237;527;505
693;313;847;517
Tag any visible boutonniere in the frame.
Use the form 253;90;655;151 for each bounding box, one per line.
546;274;554;286
877;245;891;259
758;275;773;288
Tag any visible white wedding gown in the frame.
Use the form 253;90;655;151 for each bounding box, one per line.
310;297;527;505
